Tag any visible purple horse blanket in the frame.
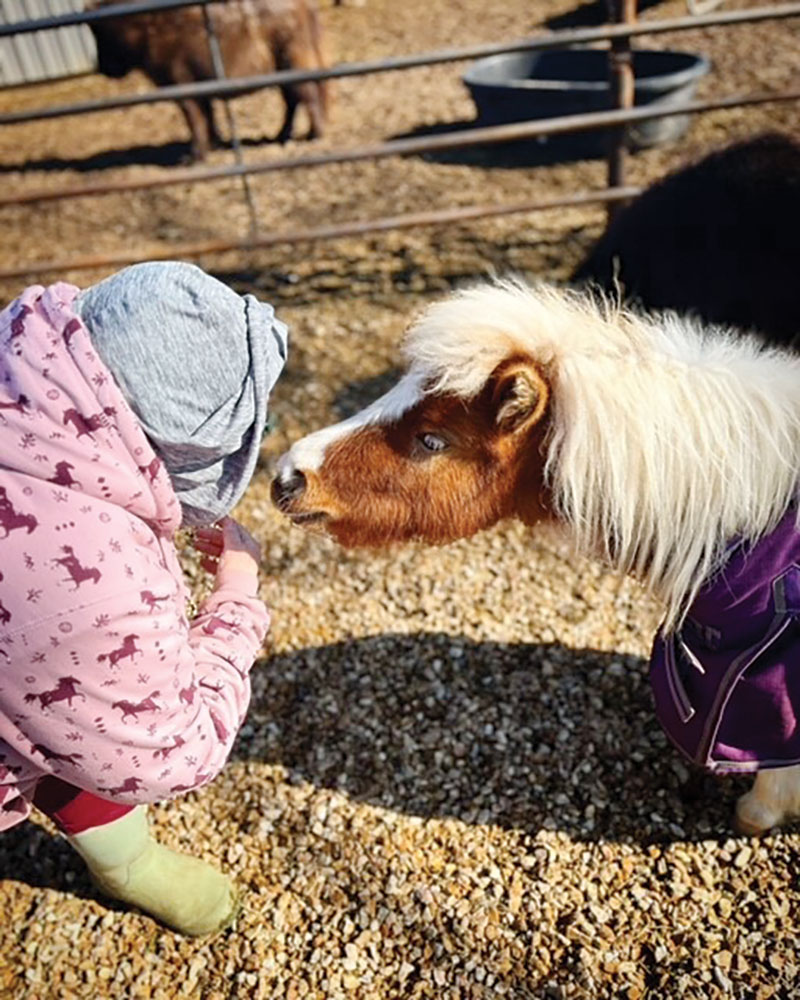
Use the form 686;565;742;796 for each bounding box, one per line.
650;505;800;774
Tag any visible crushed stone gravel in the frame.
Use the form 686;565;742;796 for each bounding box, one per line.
1;0;800;995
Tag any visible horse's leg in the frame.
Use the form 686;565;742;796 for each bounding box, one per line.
300;80;326;140
178;97;213;162
276;86;300;143
734;765;800;834
202;98;224;150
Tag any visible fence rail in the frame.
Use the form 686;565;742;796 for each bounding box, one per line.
1;0;799;280
3;3;800;126
0;0;218;38
4;87;800;208
0;186;644;281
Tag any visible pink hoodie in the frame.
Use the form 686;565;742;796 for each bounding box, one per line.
0;283;269;830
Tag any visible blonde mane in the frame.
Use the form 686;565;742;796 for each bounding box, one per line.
404;279;800;629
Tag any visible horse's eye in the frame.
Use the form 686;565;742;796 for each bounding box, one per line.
418;432;449;453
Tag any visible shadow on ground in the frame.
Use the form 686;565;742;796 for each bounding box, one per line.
213;224;597;313
0;629;757;898
231;632;748;846
389;119;613;169
0;134;280;174
0;820;127;905
0;633;750;894
542;0;664;30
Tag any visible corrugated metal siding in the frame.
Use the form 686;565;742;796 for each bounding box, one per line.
0;0;97;86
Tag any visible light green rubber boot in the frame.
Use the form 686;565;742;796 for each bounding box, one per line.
68;805;239;936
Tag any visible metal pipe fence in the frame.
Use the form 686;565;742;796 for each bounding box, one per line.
1;0;799;280
0;186;644;280
606;0;637;212
4;87;800;208
3;3;800;126
0;0;218;37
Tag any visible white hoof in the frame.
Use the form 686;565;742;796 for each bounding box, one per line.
733;792;780;836
733;764;800;836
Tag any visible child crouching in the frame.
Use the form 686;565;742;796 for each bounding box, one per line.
0;261;287;935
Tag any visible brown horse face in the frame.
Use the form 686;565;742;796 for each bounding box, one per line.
272;357;552;548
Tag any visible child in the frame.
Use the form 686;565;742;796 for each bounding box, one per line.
0;261;287;935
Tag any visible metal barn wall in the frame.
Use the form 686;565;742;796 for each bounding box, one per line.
0;0;96;86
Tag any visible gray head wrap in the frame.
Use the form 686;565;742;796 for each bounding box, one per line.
74;260;288;526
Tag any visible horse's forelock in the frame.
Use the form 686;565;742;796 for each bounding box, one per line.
403;280;627;401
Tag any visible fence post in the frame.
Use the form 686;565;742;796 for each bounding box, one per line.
606;0;637;223
202;4;260;238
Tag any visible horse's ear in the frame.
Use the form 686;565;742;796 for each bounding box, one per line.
493;360;549;434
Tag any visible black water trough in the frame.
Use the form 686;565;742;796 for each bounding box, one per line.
462;49;711;158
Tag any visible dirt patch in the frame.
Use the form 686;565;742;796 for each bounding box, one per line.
1;0;800;997
0;0;798;299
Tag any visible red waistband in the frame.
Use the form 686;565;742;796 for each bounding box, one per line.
33;777;134;835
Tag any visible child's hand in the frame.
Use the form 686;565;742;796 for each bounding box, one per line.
193;518;261;581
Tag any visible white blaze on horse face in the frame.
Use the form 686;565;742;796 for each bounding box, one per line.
278;371;426;478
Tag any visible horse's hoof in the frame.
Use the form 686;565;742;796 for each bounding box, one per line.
733;796;779;837
732;810;771;837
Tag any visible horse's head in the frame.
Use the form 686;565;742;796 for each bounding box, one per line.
272;283;562;548
275;277;800;633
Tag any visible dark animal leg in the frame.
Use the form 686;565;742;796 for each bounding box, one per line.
201;97;225;150
276;86;300;144
301;81;326;140
179;97;214;161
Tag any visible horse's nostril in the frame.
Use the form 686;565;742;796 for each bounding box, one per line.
271;468;307;507
286;469;307;499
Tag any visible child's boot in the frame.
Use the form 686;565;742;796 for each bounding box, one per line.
67;805;238;936
33;779;237;936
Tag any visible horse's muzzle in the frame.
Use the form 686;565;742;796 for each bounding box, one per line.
270;468;307;511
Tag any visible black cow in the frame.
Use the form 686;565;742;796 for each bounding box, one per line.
573;133;800;349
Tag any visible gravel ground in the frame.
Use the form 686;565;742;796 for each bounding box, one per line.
2;0;800;996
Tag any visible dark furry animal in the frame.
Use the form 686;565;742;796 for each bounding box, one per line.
573;133;800;348
88;0;329;161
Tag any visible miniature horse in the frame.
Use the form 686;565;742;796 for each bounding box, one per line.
272;280;800;835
